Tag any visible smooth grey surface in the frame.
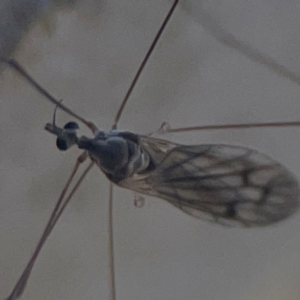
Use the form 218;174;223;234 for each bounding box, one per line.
1;1;300;299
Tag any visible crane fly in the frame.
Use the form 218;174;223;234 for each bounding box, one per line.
1;0;300;299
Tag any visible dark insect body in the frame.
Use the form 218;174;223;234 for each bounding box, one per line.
46;120;299;228
1;0;300;299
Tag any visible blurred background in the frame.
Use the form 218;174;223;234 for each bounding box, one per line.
1;0;300;299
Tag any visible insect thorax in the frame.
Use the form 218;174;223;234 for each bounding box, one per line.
78;131;152;183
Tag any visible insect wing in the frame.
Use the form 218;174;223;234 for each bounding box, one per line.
120;138;299;227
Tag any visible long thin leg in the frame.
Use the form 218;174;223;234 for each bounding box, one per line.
0;58;98;133
5;154;94;300
112;0;179;129
107;2;181;299
108;183;116;300
197;7;300;86
164;120;300;134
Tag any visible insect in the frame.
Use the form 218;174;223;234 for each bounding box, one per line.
1;1;300;299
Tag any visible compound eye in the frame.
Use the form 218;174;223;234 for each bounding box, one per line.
56;138;69;151
56;123;79;151
64;122;79;130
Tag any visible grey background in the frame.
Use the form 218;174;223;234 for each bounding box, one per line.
1;0;300;299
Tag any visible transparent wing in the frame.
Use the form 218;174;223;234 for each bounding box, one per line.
120;139;299;227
